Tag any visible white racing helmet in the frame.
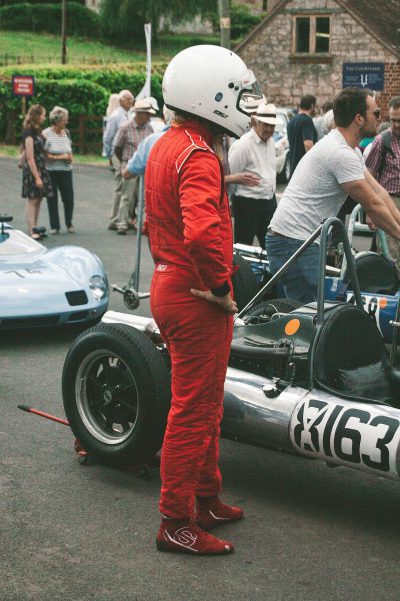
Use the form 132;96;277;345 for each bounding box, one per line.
162;45;263;138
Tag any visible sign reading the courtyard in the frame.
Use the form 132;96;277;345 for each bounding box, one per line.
342;63;385;91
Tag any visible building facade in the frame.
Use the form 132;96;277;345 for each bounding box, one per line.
235;0;400;115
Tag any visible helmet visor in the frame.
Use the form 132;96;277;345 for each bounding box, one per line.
237;71;264;116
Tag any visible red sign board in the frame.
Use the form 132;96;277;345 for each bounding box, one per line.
12;75;35;97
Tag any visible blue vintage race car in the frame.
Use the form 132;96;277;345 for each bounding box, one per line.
233;205;400;349
0;214;109;328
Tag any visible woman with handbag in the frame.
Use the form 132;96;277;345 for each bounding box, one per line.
21;104;53;239
43;106;75;234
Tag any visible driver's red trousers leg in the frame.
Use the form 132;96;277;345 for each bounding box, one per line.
151;268;233;520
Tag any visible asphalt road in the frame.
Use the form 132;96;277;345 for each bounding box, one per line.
1;157;400;601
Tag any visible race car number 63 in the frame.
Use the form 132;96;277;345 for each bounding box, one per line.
290;399;400;474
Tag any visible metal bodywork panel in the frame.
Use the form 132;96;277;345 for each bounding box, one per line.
222;368;400;480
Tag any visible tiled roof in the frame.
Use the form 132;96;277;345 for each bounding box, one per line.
336;0;400;58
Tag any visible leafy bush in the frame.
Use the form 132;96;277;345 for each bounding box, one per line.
0;65;164;148
0;2;100;38
0;0;84;4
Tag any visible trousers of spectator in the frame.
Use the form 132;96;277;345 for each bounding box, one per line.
232;194;277;249
150;266;233;519
47;170;74;230
109;155;123;224
115;165;136;229
265;233;320;304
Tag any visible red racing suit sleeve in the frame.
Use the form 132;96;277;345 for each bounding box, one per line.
178;149;232;291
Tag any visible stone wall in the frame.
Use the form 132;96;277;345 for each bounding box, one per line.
237;0;399;112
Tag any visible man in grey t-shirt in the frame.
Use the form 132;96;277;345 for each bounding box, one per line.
266;87;400;304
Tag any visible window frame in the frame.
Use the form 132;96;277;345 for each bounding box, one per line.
292;14;331;56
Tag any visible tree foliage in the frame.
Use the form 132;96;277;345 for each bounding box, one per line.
99;0;217;43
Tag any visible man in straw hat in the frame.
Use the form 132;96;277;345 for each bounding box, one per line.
228;102;278;249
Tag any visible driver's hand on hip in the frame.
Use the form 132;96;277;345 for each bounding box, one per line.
190;289;237;314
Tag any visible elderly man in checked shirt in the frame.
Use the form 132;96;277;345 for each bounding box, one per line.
111;99;155;234
366;96;400;274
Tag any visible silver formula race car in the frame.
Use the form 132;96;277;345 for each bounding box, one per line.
60;218;400;484
0;214;108;328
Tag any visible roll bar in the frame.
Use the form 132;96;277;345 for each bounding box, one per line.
235;217;363;322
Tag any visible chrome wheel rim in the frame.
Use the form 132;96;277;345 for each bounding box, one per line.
75;349;139;445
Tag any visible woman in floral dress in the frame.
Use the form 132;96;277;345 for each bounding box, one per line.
21;104;53;239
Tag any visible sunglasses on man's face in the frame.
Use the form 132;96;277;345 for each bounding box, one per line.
370;109;381;119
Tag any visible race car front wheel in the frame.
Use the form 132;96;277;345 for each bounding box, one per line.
62;323;170;465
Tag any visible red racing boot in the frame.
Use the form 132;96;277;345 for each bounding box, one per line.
196;496;244;532
156;517;234;555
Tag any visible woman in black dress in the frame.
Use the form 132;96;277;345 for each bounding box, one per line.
21;104;53;239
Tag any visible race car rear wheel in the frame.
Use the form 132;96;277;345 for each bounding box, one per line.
62;323;170;465
232;252;258;311
245;298;302;325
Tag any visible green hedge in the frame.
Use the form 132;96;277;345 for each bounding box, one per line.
0;2;100;38
0;0;85;5
0;65;165;148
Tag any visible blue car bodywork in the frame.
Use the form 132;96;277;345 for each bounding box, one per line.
0;222;109;328
324;271;399;343
234;244;400;345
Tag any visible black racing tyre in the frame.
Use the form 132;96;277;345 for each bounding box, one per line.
245;298;302;324
232;252;258;312
62;322;171;465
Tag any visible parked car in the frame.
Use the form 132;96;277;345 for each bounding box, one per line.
0;215;109;328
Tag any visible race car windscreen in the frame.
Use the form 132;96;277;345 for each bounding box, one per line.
0;230;42;255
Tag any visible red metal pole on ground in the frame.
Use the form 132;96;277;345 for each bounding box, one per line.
18;404;69;426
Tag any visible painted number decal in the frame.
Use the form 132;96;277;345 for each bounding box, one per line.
291;399;400;474
5;269;43;278
346;293;388;333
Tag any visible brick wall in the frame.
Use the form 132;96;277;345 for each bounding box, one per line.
237;0;399;110
377;63;400;118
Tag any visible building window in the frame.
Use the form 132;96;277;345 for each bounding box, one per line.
293;15;330;54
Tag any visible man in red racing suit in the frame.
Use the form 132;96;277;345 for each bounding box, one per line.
145;118;243;555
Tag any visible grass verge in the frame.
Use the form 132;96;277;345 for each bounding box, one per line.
0;144;106;166
0;31;226;66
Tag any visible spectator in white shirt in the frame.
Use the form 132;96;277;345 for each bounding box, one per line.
228;102;277;249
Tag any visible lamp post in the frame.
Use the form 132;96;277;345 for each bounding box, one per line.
218;0;231;50
61;0;67;64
